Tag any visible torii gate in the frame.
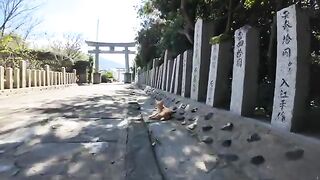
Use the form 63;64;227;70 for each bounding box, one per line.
85;41;136;83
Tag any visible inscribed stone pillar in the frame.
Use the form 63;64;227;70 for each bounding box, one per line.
151;60;156;87
166;59;174;91
0;66;4;90
5;68;13;89
206;41;232;107
161;50;170;90
62;67;66;85
154;66;159;88
170;58;177;93
230;25;259;116
190;19;214;101
157;65;163;89
271;5;310;131
181;50;193;97
13;68;20;89
45;65;50;86
37;70;42;87
20;60;26;88
174;54;183;95
26;69;31;87
31;69;37;87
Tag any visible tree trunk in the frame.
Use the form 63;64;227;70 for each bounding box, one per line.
224;0;233;34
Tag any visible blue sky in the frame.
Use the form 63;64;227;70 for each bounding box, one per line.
31;0;141;69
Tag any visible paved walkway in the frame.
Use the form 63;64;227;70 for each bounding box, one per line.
0;84;161;180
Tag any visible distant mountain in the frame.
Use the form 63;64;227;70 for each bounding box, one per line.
99;57;124;70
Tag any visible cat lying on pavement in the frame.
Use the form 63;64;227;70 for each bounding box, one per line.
148;100;173;121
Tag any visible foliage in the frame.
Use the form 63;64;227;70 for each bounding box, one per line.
210;34;231;45
101;71;114;83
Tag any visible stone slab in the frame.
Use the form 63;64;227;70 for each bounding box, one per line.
181;50;193;98
174;54;183;95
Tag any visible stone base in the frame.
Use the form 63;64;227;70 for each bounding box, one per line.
124;73;132;84
93;73;101;84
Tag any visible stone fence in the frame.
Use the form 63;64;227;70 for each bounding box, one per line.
0;60;77;92
136;5;309;132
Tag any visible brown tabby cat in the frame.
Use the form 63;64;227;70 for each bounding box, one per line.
149;100;172;121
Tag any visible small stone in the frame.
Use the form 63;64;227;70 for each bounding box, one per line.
181;121;187;125
187;123;197;130
247;133;261;142
176;115;185;121
285;148;304;160
110;161;115;164
202;136;213;144
188;117;198;122
179;111;185;115
175;100;181;104
179;104;187;109
221;123;233;131
222;140;232;147
172;106;178;111
250;155;265;165
191;108;198;113
171;128;176;132
218;154;239;162
202;125;213;132
204;112;214;120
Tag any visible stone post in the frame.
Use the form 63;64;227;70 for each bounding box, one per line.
271;5;310;131
206;41;232;107
161;50;170;90
154;66;159;88
26;69;31;87
41;70;46;86
190;19;214;101
62;67;66;85
73;69;77;83
54;72;58;85
20;60;26;88
31;69;37;87
45;65;50;86
166;59;174;91
170;58;177;93
174;54;183;95
13;68;20;89
37;70;42;87
230;25;259;116
151;59;156;87
181;50;193;97
0;66;4;90
49;71;53;86
5;68;13;89
157;65;163;89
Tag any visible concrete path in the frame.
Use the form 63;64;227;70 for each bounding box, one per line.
0;84;161;180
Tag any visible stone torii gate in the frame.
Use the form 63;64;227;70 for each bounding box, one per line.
85;41;136;83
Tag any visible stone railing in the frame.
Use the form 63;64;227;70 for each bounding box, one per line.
137;5;309;132
0;60;77;91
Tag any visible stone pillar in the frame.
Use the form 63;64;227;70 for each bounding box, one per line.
157;65;163;89
271;5;310;131
0;66;4;90
37;70;42;87
73;69;77;83
20;60;26;88
174;54;183;95
31;69;37;87
230;25;259;116
45;65;50;86
50;71;54;86
26;69;31;87
13;68;20;89
206;41;232;107
93;73;101;84
181;50;193;97
41;70;46;86
62;67;66;85
190;19;214;101
151;59;156;87
170;58;177;93
5;68;13;89
154;66;159;88
166;59;174;92
161;50;170;90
